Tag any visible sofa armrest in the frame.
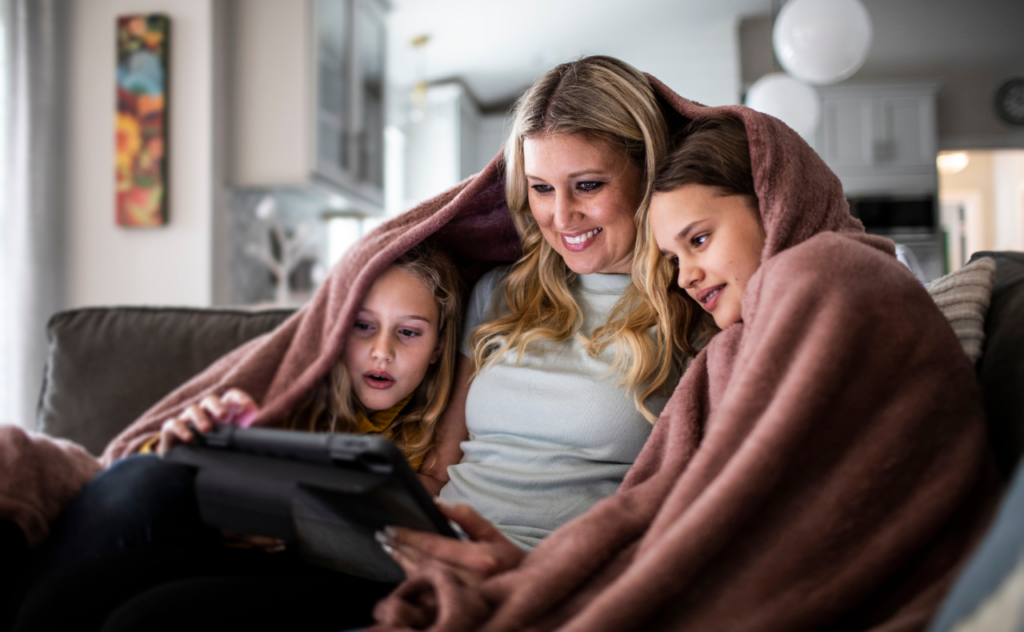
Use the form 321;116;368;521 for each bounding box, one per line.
37;306;294;456
970;251;1024;476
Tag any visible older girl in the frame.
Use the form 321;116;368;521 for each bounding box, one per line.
370;104;1000;631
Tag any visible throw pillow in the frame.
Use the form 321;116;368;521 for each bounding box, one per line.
925;257;997;364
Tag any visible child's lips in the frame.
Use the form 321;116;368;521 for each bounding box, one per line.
696;284;725;311
363;371;395;390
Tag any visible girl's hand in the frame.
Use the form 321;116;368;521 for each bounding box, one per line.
378;500;525;585
156;388;259;454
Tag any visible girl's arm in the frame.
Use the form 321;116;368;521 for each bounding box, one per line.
416;353;473;497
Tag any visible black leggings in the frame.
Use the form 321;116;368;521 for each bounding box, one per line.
0;521;30;631
10;455;393;632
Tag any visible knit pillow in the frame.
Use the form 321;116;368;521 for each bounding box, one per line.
925;257;997;364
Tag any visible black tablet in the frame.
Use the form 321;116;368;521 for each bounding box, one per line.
165;424;459;583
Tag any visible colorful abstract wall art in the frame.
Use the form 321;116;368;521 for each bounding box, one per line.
116;14;170;227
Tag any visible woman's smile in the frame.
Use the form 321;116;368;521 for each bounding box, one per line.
561;227;604;250
523;134;642;275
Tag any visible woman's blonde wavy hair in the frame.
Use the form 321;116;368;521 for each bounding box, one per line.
284;242;463;469
470;55;695;421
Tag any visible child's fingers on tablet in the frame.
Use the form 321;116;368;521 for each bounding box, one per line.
199;394;228;422
157;418;190;454
222;389;260;425
181;403;214;433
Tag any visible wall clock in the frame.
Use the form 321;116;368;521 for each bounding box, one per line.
994;78;1024;126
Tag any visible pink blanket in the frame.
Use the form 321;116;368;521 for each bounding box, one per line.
365;79;1001;631
0;425;101;547
3;70;997;632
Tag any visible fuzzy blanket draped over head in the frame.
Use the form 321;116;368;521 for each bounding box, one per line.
4;72;997;628
363;79;1001;631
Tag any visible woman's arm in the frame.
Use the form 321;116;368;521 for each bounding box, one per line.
416;353;474;497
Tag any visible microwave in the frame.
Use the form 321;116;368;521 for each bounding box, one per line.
846;196;937;232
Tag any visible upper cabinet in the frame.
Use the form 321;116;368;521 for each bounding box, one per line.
230;0;387;213
816;82;940;196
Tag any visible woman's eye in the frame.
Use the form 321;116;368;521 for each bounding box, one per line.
530;184;553;194
577;181;603;192
692;234;709;247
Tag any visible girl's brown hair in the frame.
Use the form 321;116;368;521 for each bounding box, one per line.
285;242;463;469
471;55;685;421
637;115;759;354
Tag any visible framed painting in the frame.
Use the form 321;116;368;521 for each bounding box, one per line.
116;14;170;227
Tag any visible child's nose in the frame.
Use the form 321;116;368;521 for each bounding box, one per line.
678;262;702;289
370;333;394;362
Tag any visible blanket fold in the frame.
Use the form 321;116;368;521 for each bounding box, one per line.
0;425;101;547
103;165;519;464
81;68;998;632
362;79;1000;631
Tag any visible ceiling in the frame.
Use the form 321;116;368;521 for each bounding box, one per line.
386;0;770;107
386;0;1024;109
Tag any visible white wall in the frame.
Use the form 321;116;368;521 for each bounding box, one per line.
402;84;464;209
992;151;1024;252
475;114;507;173
68;0;215;307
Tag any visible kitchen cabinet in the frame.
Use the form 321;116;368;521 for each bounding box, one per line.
229;0;386;213
816;82;939;196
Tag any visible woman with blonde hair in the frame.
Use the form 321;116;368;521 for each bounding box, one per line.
11;56;696;631
380;55;697;574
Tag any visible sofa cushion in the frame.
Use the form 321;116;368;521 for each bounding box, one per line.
970;251;1024;476
37;307;294;456
925;257;996;364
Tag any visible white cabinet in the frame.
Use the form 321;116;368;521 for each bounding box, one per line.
816;82;939;196
229;0;386;213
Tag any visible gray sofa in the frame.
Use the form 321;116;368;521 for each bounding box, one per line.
32;251;1024;630
37;306;294;457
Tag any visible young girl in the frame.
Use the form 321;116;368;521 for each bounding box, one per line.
154;242;463;473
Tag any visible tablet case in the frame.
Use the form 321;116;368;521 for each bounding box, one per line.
165;425;454;583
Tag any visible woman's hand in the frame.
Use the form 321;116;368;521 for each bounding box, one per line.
379;499;525;585
156;388;259;455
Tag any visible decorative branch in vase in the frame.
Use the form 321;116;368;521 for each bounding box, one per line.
245;196;320;305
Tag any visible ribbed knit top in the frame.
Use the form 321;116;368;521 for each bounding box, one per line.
439;267;667;550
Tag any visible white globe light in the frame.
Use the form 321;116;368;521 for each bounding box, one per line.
745;73;821;140
773;0;872;86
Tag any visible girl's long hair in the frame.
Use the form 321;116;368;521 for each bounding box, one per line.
285;243;462;468
637;116;760;354
470;55;690;421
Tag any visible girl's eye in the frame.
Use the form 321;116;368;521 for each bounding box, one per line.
577;181;603;193
398;328;420;338
692;234;709;248
354;322;374;334
531;184;553;194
